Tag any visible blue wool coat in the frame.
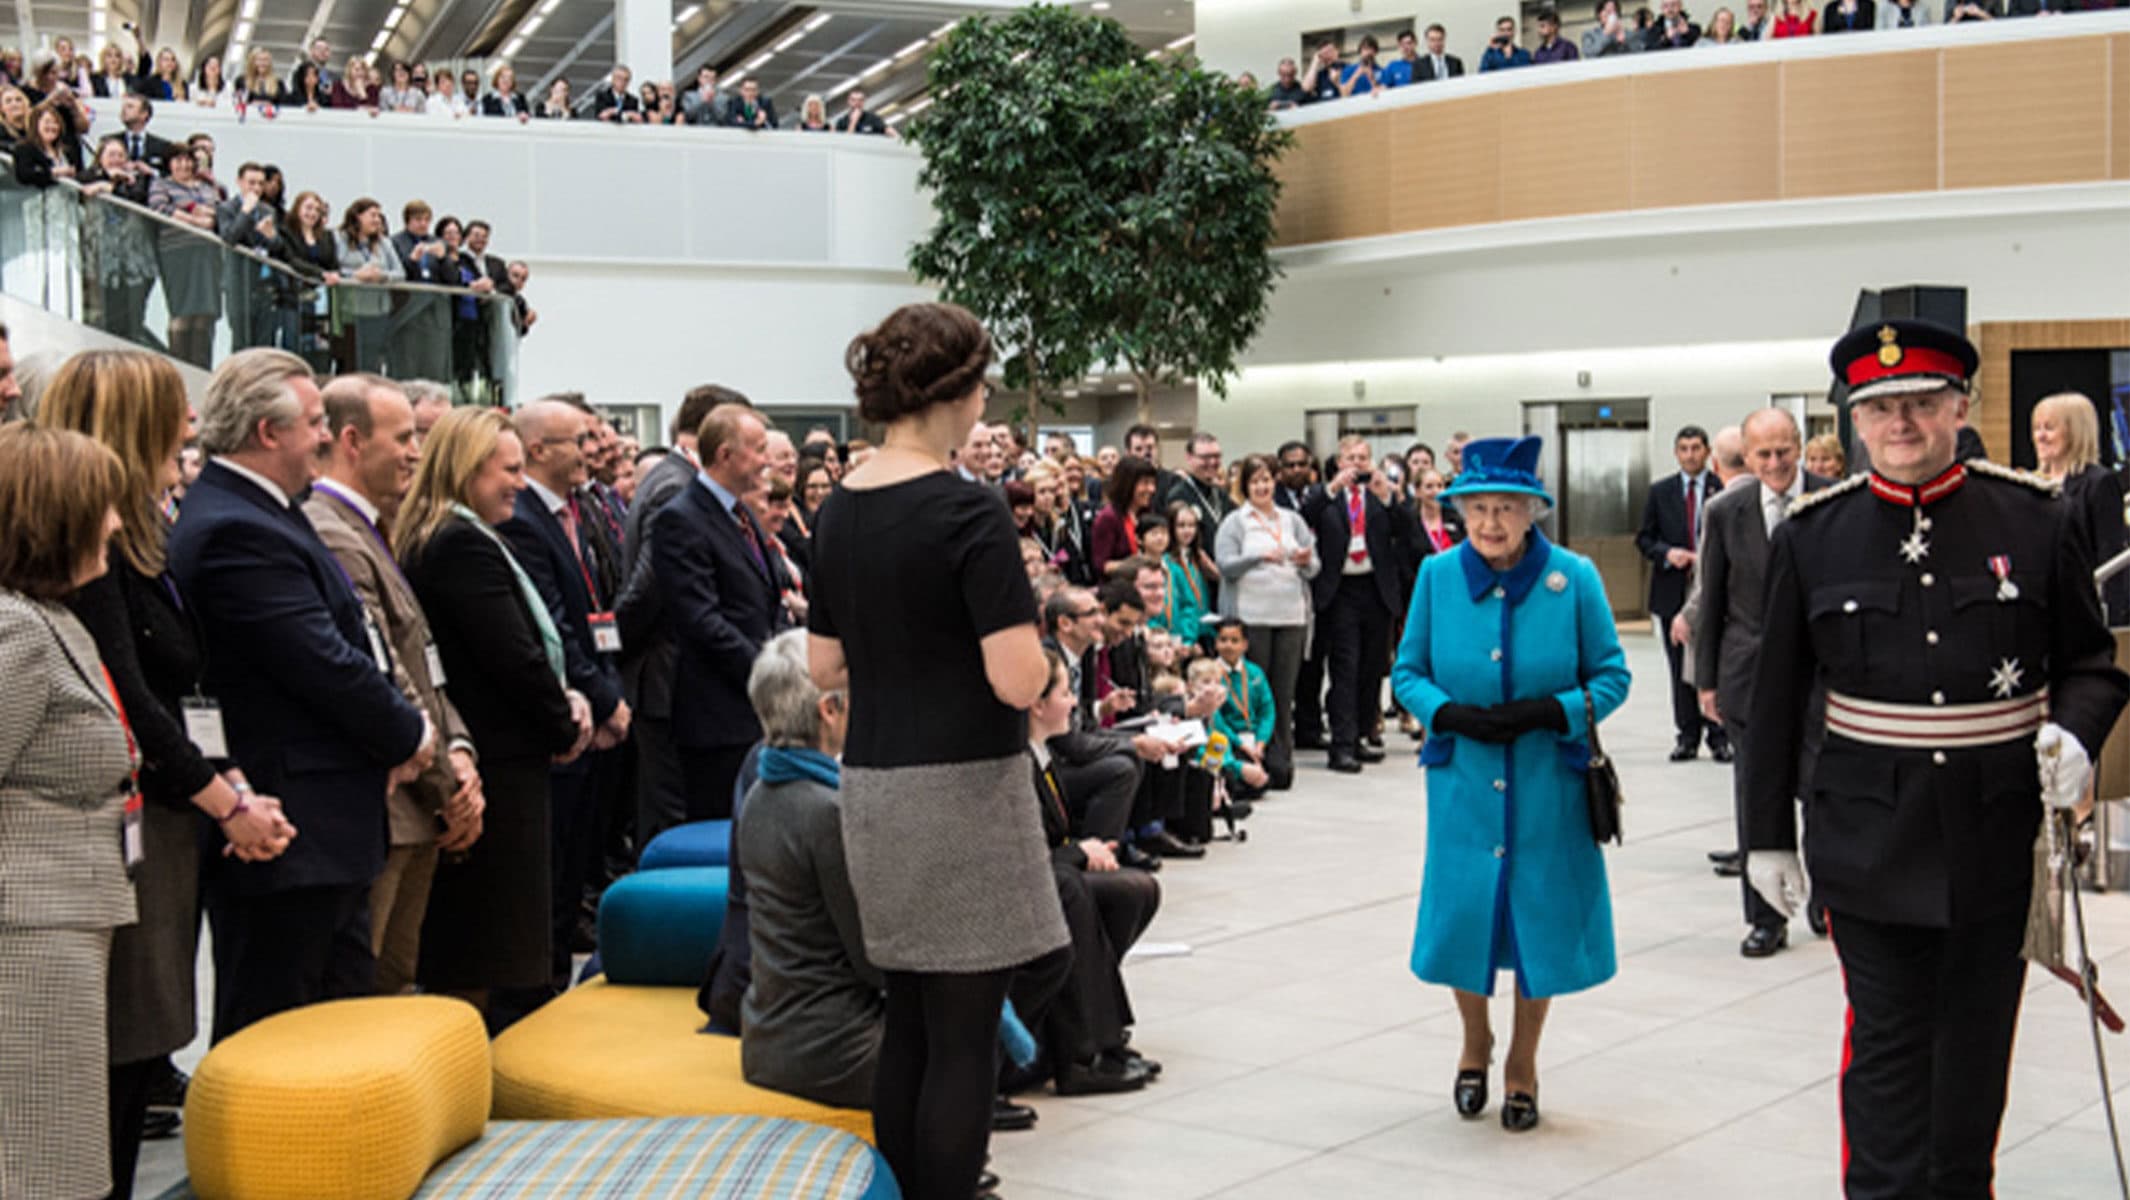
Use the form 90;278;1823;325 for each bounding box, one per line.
1391;532;1631;999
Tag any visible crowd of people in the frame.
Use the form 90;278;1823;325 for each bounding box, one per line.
3;87;534;387
0;31;901;135
1261;0;2124;103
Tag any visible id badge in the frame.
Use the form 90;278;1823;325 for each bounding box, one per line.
182;696;229;758
364;617;390;671
121;792;144;875
424;641;448;688
1238;733;1259;753
588;612;622;654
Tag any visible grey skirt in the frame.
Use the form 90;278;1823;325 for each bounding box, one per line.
107;801;200;1064
841;754;1070;974
0;925;115;1199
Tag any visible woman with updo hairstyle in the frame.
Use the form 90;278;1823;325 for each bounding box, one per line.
811;302;1068;1200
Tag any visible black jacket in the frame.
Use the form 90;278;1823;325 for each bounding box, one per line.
1303;485;1419;616
652;477;790;750
1636;470;1721;617
498;486;624;725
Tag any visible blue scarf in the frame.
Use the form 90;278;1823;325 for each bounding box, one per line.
757;746;841;789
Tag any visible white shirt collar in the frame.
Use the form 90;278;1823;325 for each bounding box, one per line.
1030;740;1054;770
1760;472;1803;508
525;477;568;517
310;476;379;525
212;456;291;509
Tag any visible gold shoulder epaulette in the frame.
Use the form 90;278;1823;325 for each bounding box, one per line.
1785;472;1868;518
1966;459;2061;496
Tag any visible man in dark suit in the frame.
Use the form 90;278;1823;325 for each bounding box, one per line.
1693;409;1829;958
1039;587;1171;867
464;221;513;294
169;349;433;1041
1305;436;1418;774
1416;23;1465;81
618;385;740;843
500;399;631;999
726;78;777;131
587;64;644;123
829;89;890;135
1638;424;1728;762
116;95;176;174
653;403;788;821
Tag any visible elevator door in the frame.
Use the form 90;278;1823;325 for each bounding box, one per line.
1526;401;1651;619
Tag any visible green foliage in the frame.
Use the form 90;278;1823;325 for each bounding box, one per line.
906;4;1291;420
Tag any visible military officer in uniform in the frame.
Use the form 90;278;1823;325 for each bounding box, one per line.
1743;318;2129;1199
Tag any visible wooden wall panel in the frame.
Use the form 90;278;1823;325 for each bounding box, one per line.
1630;65;1780;209
1273;113;1393;246
1383;96;1504;233
1782;52;1940;198
2113;35;2130;180
1498;78;1632;222
1972;320;2130;471
1943;39;2111;189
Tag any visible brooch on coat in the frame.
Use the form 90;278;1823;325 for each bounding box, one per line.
1545;571;1567;593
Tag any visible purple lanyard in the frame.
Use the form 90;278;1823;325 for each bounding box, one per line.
314;482;413;592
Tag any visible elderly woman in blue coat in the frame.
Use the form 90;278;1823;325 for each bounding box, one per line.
1391;435;1631;1134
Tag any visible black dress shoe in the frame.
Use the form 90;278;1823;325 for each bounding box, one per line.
1741;925;1789;958
1808;905;1828;938
1107;1047;1161;1079
1118;844;1162;872
1054;1055;1149;1096
147;1061;189;1111
1710;741;1735;763
1712;859;1743;879
1329;753;1362;774
1453;1069;1488;1118
141;1108;181;1140
1668;742;1698;762
1706;849;1741;865
1355;743;1386;764
1501;1091;1540;1132
1295;731;1327;751
992;1097;1038;1131
1142;830;1205;859
978;1169;1000;1193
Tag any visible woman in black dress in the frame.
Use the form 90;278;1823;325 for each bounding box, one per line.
809;302;1067;1200
38;350;296;1197
395;407;592;1028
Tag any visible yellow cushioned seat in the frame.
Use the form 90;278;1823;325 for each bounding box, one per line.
489;977;873;1141
184;996;491;1200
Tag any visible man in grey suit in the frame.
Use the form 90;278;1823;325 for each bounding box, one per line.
303;374;484;993
617;384;749;844
1693;408;1828;958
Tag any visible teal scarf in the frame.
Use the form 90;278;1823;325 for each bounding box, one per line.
450;503;566;684
758;746;841;789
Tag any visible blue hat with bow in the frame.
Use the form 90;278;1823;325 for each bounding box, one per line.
1438;436;1553;508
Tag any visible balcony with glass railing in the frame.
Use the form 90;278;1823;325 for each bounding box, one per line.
0;161;520;404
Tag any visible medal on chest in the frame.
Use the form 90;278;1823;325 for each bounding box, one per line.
1989;554;2018;601
1898;508;1932;565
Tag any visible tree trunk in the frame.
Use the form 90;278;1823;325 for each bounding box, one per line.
1131;364;1156;428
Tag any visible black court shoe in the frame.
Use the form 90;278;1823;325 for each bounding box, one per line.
1453;1069;1488;1118
1501;1090;1540;1132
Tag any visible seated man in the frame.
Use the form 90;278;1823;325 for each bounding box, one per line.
1030;648;1163;1096
1040;586;1170;865
731;631;882;1110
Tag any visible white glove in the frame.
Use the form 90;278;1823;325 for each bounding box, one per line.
2036;722;2091;812
1747;850;1807;921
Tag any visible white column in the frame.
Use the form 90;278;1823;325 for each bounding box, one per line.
613;0;671;86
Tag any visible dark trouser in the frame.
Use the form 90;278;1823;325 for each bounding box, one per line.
547;765;600;993
634;715;691;848
680;743;752;822
1830;907;2027;1200
1044;866;1160;1070
208;882;373;1043
875;967;1019;1200
1323;574;1391;755
1724;717;1786;930
1660;617;1724;751
1128;760;1185;838
1055;751;1138;843
107;1057;157;1199
1294;639;1326;745
1245;623;1305;780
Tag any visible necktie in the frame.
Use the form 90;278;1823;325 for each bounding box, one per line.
1433;55;1446;78
129;133;141;159
1764;491;1784;536
735;506;768;576
1348;491;1367;563
1685;477;1700;545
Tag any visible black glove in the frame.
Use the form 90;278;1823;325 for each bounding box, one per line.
1429;703;1515;744
1494;698;1568;737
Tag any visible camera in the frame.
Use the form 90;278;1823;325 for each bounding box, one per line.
1353;470;1373;485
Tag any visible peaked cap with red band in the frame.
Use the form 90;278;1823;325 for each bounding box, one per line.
1830;318;1979;404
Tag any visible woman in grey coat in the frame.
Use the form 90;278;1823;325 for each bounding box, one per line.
736;630;883;1109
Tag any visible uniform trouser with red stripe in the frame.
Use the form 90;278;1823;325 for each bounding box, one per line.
1831;907;2027;1199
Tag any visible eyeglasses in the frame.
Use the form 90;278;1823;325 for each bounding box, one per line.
541;432;593;447
1279;458;1310;470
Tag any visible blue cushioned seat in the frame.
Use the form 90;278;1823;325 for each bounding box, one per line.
598;867;729;987
417;1117;899;1199
639;819;733;871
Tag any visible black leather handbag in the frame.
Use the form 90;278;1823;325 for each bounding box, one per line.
1583;688;1623;846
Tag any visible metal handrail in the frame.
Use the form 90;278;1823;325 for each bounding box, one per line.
2099;544;2130;588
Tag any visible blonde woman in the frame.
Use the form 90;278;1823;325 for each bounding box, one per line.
796;93;829;131
396;407;591;1021
2033;393;2127;621
40;351;296;1195
148;47;185;100
1803;432;1846;480
237;48;278;107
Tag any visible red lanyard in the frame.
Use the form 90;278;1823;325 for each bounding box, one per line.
100;666;140;797
1247;506;1284;551
562;497;602;607
1348;490;1367;562
1229;665;1250;723
1175;556;1203;608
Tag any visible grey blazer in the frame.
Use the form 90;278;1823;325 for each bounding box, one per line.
0;591;138;930
615;449;698;719
1691;473;1831;722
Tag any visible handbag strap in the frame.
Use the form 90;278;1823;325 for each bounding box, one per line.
1583;688;1606;762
